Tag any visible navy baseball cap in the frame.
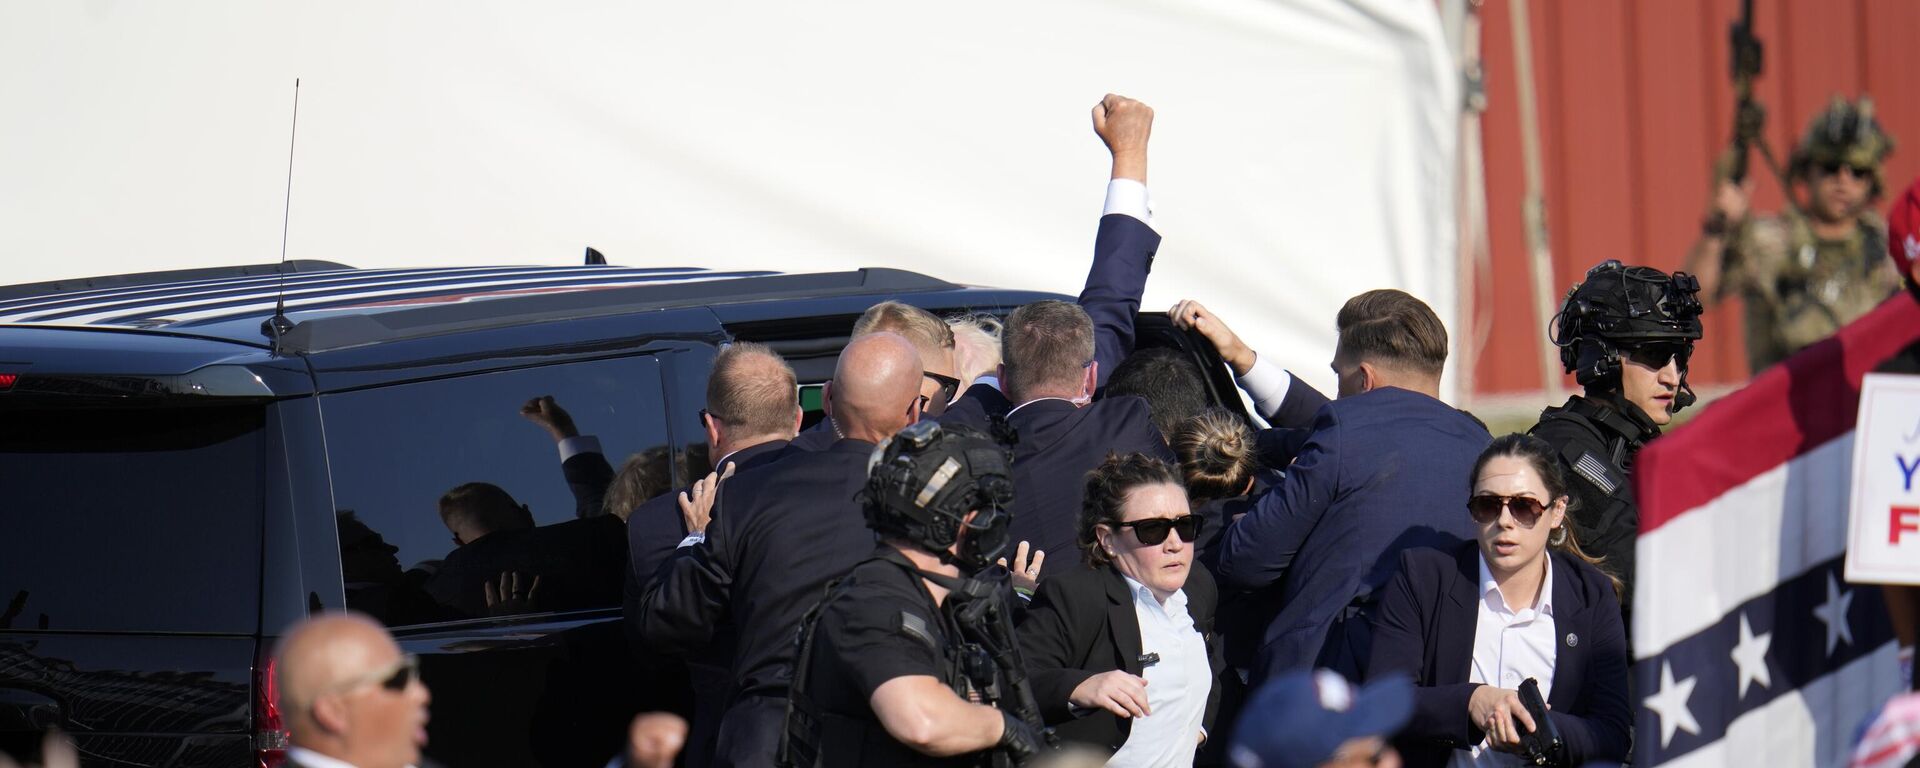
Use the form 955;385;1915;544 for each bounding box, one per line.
1229;669;1414;768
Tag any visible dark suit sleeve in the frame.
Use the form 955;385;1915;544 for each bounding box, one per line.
1368;551;1482;746
1268;374;1330;429
1081;213;1159;390
1016;574;1100;725
633;491;738;654
1550;578;1633;764
562;450;616;518
1213;408;1343;589
1254;427;1309;470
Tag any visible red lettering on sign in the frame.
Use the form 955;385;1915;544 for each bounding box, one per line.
1893;506;1920;545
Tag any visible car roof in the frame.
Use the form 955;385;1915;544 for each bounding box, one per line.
0;261;1058;361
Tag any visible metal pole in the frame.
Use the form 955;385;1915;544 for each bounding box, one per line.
1508;0;1565;403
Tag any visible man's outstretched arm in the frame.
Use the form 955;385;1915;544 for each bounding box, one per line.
1083;93;1159;390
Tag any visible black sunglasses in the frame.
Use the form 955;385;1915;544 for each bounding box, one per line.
1114;514;1203;546
1621;341;1690;371
378;654;421;693
1816;160;1874;178
924;371;962;405
1467;495;1548;528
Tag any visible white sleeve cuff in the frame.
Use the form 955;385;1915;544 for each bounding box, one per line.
677;532;706;548
1235;354;1292;421
557;435;602;462
1102;178;1156;230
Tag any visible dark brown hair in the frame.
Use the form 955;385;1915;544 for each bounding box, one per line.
1079;453;1185;567
706;341;799;437
1470;433;1623;597
1335;289;1448;377
1003;300;1096;401
1172;409;1256;504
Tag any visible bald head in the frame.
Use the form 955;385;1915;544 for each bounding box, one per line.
826;332;923;443
275;612;430;768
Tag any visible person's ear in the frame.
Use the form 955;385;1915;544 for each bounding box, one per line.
1084;361;1100;398
1551;497;1569;530
790;405;804;436
311;693;351;736
1094;524;1114;555
1357;361;1380;393
703;412;725;448
821;382;835;419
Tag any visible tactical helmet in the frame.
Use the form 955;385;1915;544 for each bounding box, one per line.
1551;261;1704;406
863;421;1016;571
1790;96;1895;197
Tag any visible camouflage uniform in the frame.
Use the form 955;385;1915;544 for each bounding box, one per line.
1725;210;1898;371
1721;97;1902;372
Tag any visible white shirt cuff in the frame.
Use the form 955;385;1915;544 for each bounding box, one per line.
677;532;706;548
1235;354;1292;421
557;435;602;462
1102;178;1155;231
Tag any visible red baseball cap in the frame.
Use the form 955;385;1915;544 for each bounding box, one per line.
1890;175;1920;286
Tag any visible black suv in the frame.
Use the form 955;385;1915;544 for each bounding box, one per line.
0;261;1246;767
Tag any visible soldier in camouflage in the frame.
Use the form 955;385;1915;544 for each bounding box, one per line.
1530;261;1705;636
1688;96;1903;373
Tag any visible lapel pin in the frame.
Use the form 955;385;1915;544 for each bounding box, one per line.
1565;633;1579;648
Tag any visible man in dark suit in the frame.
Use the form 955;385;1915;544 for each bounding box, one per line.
1001;299;1173;572
634;332;924;768
620;341;801;767
624;342;802;592
1214;290;1490;685
275;612;432;768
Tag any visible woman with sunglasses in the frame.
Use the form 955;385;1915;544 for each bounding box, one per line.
1017;453;1223;766
1365;434;1630;768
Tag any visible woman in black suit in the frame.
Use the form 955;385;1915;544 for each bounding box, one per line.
1017;453;1224;765
1367;434;1631;767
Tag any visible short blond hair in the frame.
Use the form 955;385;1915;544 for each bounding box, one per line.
853;301;955;353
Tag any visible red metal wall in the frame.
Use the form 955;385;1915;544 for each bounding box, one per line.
1473;0;1920;398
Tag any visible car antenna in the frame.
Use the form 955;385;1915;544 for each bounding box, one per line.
263;77;300;354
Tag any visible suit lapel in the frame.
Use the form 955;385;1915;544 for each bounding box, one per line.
1105;569;1145;675
1546;553;1584;711
1435;545;1481;685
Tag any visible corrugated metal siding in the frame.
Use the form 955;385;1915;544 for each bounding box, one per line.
1474;0;1920;397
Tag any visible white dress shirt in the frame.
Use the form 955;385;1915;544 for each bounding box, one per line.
1233;354;1295;423
1451;554;1558;767
286;747;410;768
1108;576;1209;768
1104;178;1156;230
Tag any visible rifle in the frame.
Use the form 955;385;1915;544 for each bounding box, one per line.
949;572;1056;766
1719;0;1798;210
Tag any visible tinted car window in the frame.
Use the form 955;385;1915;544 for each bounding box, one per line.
0;406;264;633
321;355;670;626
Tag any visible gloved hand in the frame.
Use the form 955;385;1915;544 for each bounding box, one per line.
996;710;1047;764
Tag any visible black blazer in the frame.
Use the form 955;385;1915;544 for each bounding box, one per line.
1366;543;1631;768
1017;561;1224;754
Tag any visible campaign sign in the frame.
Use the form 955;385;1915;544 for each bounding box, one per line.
1847;373;1920;585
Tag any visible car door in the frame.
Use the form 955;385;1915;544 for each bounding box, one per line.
317;352;681;767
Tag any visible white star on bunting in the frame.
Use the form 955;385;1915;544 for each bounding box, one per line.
1729;612;1772;699
1812;573;1855;657
1644;660;1700;748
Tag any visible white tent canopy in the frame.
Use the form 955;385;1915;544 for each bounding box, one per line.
0;0;1460;398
